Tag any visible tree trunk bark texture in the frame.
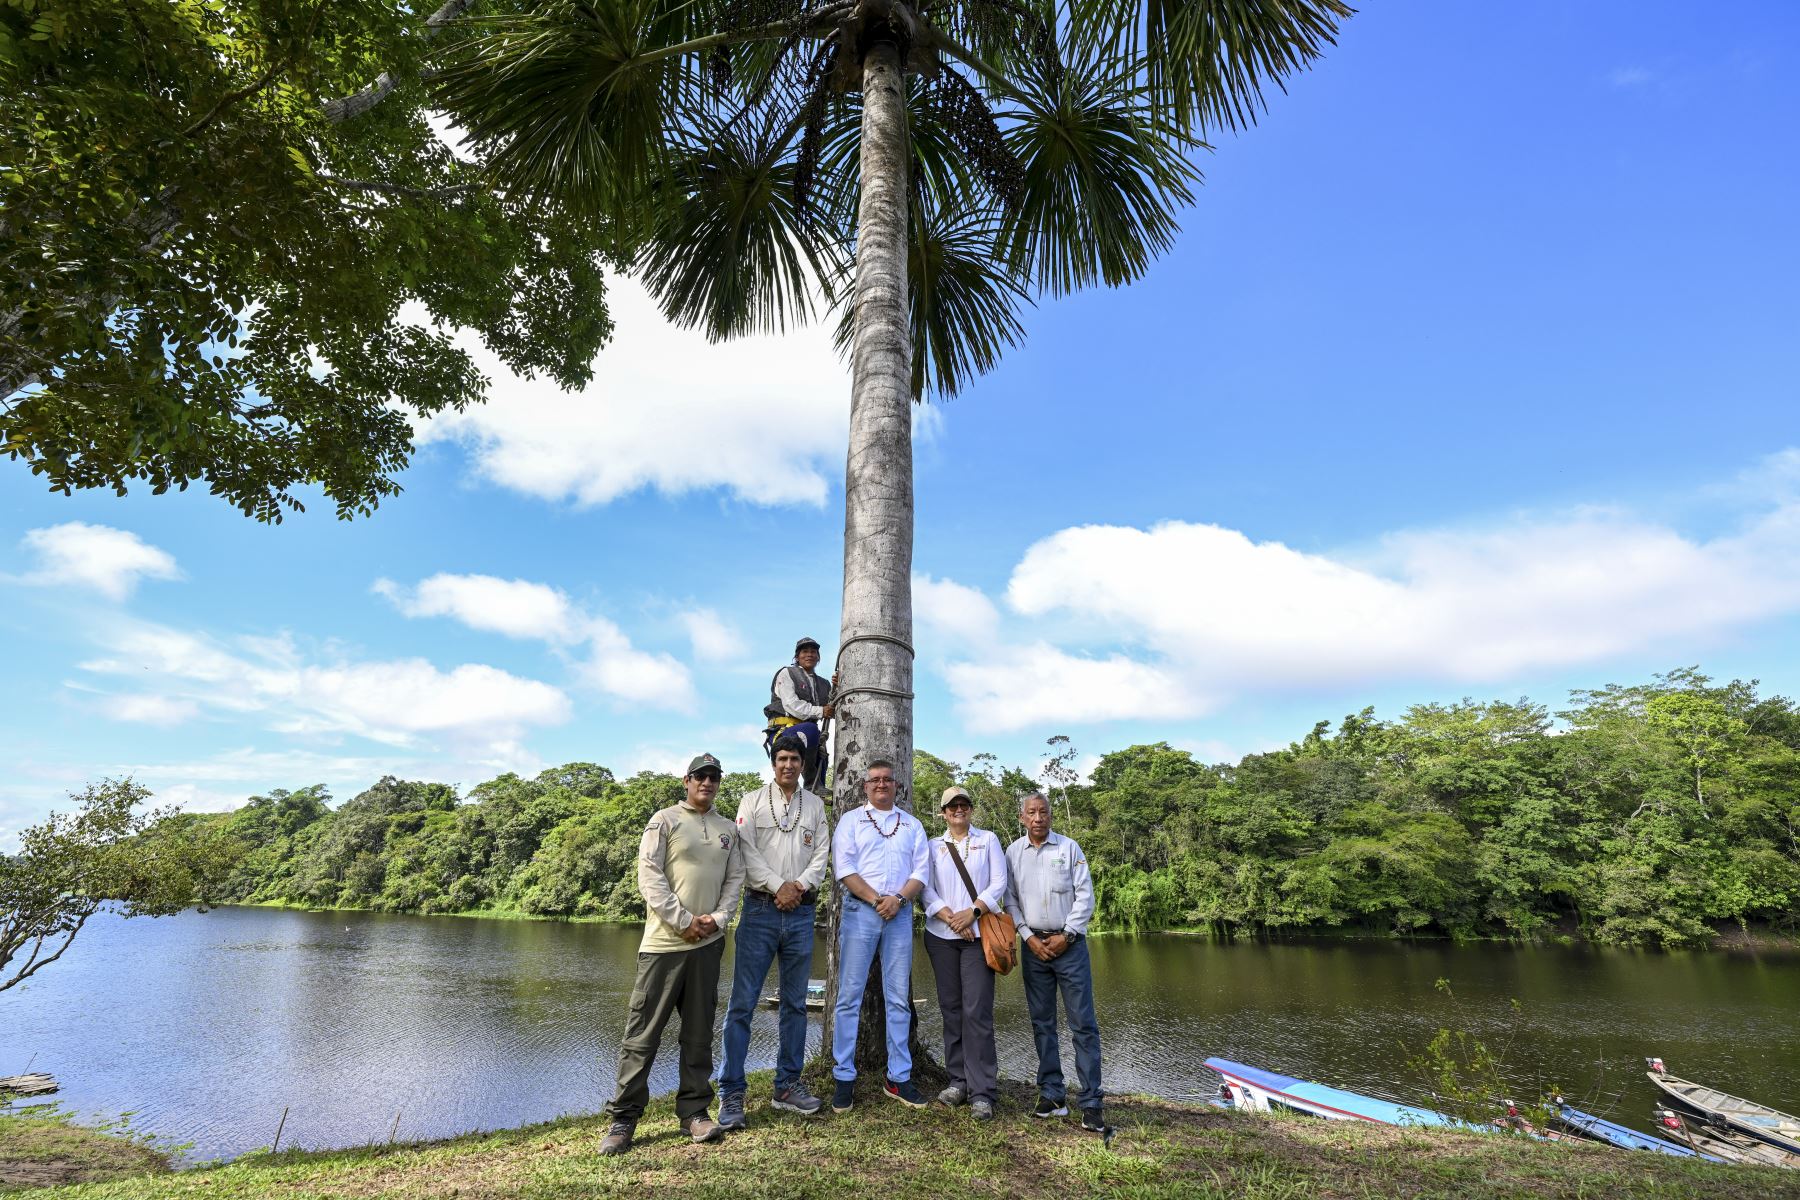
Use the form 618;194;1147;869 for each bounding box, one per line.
821;38;937;1083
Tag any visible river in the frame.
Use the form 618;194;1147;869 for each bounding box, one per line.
2;906;1795;1163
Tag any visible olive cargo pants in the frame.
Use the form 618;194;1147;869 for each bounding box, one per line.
604;938;724;1124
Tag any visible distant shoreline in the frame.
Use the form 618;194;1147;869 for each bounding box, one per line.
221;902;1800;952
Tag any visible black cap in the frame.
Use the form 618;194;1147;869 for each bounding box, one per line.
685;753;722;777
795;637;821;654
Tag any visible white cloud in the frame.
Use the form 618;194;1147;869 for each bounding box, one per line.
916;574;1002;642
945;642;1203;733
679;608;747;662
79;620;571;750
378;571;697;711
15;522;181;600
574;617;698;711
100;694;202;726
375;573;579;642
416;276;851;508
1608;66;1654;88
935;484;1800;734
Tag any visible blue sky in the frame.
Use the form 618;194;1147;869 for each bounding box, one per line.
5;1;1799;841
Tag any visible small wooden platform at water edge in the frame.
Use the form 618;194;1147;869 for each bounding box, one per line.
0;1073;59;1097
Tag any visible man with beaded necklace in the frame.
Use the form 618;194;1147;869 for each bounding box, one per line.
829;759;931;1112
715;734;832;1128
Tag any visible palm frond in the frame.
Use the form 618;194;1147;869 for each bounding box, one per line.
1133;0;1353;133
836;197;1031;398
430;0;715;216
996;49;1203;296
637;115;840;339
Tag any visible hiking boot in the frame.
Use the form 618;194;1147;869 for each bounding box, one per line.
717;1091;747;1132
832;1079;856;1113
937;1084;969;1107
1081;1107;1107;1133
884;1079;927;1109
597;1120;635;1156
771;1082;824;1116
972;1098;995;1122
681;1114;725;1144
1033;1095;1069;1118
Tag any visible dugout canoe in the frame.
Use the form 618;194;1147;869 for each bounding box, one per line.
1646;1058;1800;1157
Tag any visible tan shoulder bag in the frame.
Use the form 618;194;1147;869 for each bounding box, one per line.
947;839;1017;975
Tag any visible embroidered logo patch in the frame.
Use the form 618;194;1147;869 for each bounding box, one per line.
802;830;814;847
719;833;731;850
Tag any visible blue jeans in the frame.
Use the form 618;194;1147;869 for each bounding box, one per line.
719;893;815;1094
1021;938;1103;1109
832;896;915;1081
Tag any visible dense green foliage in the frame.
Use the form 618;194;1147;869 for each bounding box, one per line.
1;0;614;520
179;670;1799;948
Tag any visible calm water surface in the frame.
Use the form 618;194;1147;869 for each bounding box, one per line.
2;906;1796;1163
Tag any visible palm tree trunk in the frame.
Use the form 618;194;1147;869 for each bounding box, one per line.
821;37;932;1081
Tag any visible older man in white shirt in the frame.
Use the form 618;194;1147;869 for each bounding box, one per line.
1006;789;1104;1133
829;759;930;1113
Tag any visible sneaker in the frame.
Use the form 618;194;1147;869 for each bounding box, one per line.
772;1082;824;1116
832;1079;856;1113
937;1084;969;1107
1081;1107;1107;1133
1033;1095;1069;1118
681;1114;725;1144
597;1120;635;1156
717;1091;747;1131
972;1098;995;1121
884;1079;927;1109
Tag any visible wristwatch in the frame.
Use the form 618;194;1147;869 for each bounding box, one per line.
1060;928;1083;942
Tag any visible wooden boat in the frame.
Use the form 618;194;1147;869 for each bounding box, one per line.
1204;1058;1473;1130
1554;1101;1715;1159
1646;1058;1800;1157
1652;1108;1799;1170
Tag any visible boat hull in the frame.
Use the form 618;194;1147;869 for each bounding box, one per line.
1648;1071;1800;1159
1204;1058;1467;1130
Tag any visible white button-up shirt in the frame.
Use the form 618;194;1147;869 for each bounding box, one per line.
832;803;929;899
921;826;1008;941
1005;830;1095;940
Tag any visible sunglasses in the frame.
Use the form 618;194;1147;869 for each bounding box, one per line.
690;771;722;783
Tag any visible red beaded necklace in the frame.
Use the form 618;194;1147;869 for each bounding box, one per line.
864;803;903;838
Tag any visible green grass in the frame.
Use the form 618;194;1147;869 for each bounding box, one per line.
9;1075;1798;1199
0;1106;171;1193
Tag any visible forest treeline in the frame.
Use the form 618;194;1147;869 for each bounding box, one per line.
164;669;1800;948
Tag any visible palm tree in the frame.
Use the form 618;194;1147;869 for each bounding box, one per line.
434;0;1349;1064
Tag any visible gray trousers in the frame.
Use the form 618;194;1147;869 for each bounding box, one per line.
605;939;724;1123
923;932;998;1102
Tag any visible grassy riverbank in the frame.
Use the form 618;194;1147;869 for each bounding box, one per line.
11;1077;1798;1199
0;1106;170;1192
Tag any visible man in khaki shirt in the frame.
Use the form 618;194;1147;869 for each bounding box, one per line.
717;735;832;1127
599;753;745;1156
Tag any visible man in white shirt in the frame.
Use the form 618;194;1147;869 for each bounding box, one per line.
716;736;832;1127
921;785;1008;1120
1005;790;1105;1133
829;759;930;1113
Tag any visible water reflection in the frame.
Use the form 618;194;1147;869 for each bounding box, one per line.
1;908;1794;1163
